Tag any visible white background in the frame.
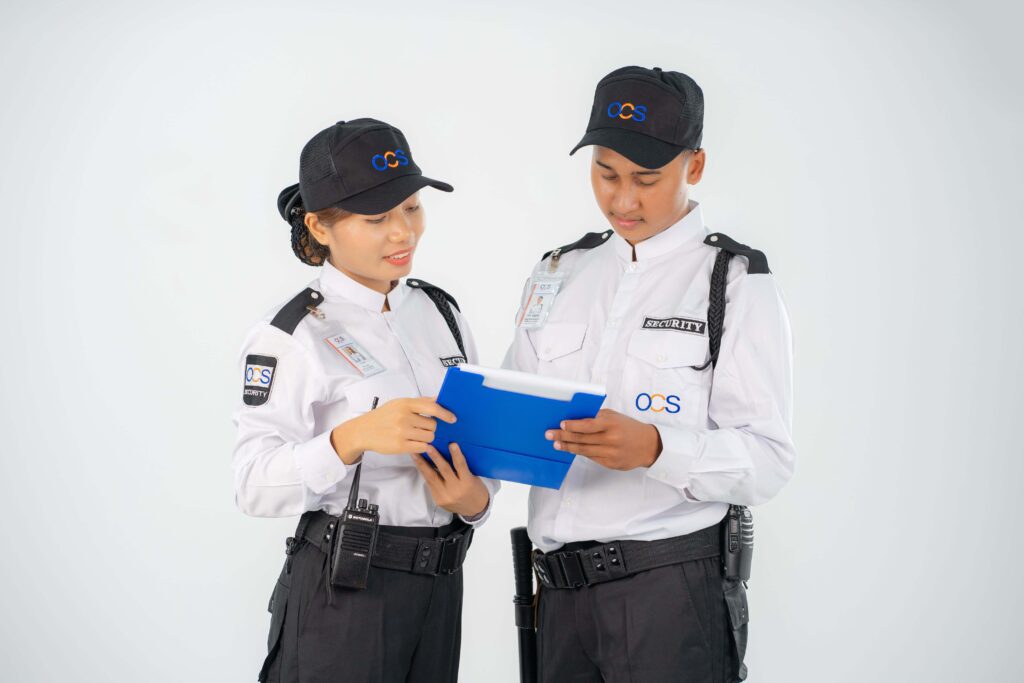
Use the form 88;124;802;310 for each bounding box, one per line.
2;0;1022;680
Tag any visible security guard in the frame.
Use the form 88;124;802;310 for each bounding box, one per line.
503;67;796;682
233;118;499;683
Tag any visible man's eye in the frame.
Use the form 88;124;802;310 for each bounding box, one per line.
405;204;421;213
636;180;657;187
602;175;618;181
366;216;387;224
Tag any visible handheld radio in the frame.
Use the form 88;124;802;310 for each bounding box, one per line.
328;399;380;590
722;505;754;582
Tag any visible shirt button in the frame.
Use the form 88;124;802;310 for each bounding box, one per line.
656;354;666;362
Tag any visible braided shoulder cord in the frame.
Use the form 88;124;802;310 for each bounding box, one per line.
707;248;734;367
421;287;466;359
692;248;735;371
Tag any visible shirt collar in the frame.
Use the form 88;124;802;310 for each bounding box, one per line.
611;201;708;263
318;260;402;312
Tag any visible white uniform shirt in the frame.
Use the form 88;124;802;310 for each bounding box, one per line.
503;203;795;552
233;261;499;526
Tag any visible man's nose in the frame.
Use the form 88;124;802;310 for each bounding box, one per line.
612;184;641;215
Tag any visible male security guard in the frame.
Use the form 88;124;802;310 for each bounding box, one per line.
504;67;796;682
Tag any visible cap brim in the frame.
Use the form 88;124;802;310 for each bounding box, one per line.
569;128;685;170
334;174;453;215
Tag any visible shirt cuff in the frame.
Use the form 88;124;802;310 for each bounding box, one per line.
458;477;501;526
293;430;349;495
645;425;701;492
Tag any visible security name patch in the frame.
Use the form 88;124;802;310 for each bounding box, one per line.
243;354;277;406
642;316;707;336
440;355;467;368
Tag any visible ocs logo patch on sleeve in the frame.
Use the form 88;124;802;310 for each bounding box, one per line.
243;354;278;406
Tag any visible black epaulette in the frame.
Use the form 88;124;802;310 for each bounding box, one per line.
541;229;614;263
704;233;770;274
406;278;460;311
270;287;324;335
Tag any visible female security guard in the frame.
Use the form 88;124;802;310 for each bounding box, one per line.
233;118;499;683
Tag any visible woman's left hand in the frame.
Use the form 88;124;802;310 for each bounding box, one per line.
411;443;490;518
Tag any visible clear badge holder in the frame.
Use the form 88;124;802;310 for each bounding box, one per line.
516;250;569;330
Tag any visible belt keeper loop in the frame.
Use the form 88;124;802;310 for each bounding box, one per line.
437;534;461;574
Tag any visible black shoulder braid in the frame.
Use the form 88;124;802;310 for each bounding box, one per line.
406;279;465;358
270;287;324;335
541;229;614;262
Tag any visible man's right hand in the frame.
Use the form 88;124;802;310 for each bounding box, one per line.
330;397;456;464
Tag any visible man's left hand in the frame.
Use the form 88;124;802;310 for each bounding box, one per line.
546;409;663;471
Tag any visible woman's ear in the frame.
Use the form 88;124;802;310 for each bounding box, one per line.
304;211;330;247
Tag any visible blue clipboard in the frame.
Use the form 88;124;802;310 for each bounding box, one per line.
429;364;606;489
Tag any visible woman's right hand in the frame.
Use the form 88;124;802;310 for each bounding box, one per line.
330;398;456;464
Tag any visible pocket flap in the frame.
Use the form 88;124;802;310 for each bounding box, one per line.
530;322;588;362
724;579;750;629
627;328;710;369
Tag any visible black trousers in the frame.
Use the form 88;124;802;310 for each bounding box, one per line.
259;530;464;683
537;553;749;683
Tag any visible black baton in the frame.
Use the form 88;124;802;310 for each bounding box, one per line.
510;527;538;683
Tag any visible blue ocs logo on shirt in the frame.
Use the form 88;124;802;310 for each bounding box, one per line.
635;392;680;414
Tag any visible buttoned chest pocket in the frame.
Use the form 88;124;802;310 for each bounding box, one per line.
527;322;588;380
625;329;712;427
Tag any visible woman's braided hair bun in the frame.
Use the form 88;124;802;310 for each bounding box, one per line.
277;183;329;266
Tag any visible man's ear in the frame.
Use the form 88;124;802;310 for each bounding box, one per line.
687;149;706;185
304;211;329;246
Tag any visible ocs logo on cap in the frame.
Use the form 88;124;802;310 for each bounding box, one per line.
371;149;410;172
607;101;647;122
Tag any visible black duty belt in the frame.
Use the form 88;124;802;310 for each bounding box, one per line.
533;523;721;590
294;509;474;577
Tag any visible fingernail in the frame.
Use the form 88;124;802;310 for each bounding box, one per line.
545;430;554;440
553;442;562;450
560;421;566;429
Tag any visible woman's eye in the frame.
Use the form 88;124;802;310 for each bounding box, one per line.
405;204;421;213
366;216;387;224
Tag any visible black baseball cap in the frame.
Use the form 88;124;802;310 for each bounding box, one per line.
570;66;704;169
277;118;452;220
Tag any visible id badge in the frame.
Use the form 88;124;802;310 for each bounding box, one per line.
516;272;565;330
324;332;386;377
